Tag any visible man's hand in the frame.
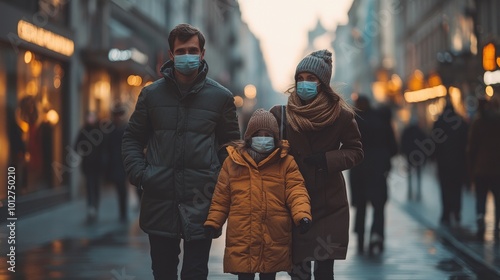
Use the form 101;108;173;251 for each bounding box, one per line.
204;226;221;239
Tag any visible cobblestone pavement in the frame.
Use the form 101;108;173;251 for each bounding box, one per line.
0;179;479;279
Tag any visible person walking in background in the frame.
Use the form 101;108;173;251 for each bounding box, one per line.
270;49;363;280
76;111;104;222
121;23;240;280
467;96;500;240
105;103;129;221
204;109;312;280
401;112;428;201
432;100;468;227
349;95;397;256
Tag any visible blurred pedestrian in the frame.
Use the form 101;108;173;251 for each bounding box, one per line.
76;111;104;222
349;95;397;256
432;100;468;226
121;23;240;280
270;49;363;280
105;103;128;221
204;109;312;280
467;96;500;240
400;112;428;201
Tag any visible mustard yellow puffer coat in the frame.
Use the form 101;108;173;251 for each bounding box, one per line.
205;141;312;273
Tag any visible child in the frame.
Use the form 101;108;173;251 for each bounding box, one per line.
204;109;312;280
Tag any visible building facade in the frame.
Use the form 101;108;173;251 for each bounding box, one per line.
0;0;273;215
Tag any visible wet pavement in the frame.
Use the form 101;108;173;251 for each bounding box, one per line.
0;157;497;279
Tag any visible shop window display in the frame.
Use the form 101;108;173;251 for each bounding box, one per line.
15;51;64;194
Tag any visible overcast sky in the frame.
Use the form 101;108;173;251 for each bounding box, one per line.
238;0;354;92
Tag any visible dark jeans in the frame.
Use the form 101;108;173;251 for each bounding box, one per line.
438;175;463;223
148;235;212;280
290;259;334;280
407;163;422;200
85;171;100;210
112;179;128;220
475;176;500;229
354;174;387;240
238;272;276;280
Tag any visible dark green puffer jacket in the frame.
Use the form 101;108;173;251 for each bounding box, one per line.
122;60;240;240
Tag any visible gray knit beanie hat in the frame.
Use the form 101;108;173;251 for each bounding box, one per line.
244;109;279;141
295;49;333;87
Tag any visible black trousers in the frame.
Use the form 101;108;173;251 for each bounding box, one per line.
290;259;335;280
112;179;128;219
85;171;100;210
237;272;276;280
438;174;463;223
475;176;500;229
148;235;212;280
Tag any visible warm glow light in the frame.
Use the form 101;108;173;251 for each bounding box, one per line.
408;70;425;91
483;43;496;71
234;96;244;107
372;81;386;103
428;103;438;116
17;20;74;56
127;75;142;86
351;92;359;102
26;80;38;95
46;109;59;125
144;81;153;86
428;73;442;87
244;84;257;99
52;240;63;254
486;86;494;97
497;57;500;68
483;70;500;85
53;77;61;88
24;51;33;64
94;81;110;99
404;85;447;103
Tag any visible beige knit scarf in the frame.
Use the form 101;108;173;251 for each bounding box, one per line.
286;88;341;132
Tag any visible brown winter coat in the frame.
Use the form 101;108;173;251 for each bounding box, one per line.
271;105;363;263
205;141;312;273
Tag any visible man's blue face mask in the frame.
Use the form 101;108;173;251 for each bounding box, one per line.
296;81;318;101
174;54;200;75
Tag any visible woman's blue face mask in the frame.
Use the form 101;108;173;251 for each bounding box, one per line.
296;81;318;101
174;54;200;75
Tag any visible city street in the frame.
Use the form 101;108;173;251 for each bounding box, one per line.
0;158;487;280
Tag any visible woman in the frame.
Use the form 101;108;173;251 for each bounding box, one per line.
270;49;363;280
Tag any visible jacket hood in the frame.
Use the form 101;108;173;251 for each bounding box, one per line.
227;140;291;167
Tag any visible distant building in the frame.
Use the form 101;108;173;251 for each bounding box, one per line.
0;0;273;215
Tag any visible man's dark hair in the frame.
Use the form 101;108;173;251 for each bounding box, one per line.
168;23;205;51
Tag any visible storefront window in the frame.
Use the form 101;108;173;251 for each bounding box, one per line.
0;48;8;200
16;50;64;194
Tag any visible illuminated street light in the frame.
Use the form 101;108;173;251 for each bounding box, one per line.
244;84;257;99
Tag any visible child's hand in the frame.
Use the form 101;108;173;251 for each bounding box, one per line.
204;226;221;239
299;217;312;234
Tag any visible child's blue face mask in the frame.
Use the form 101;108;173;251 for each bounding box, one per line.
251;136;275;153
174;54;200;75
296;81;318;101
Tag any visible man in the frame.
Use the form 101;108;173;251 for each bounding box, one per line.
432;100;468;226
349;95;397;256
122;23;240;279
